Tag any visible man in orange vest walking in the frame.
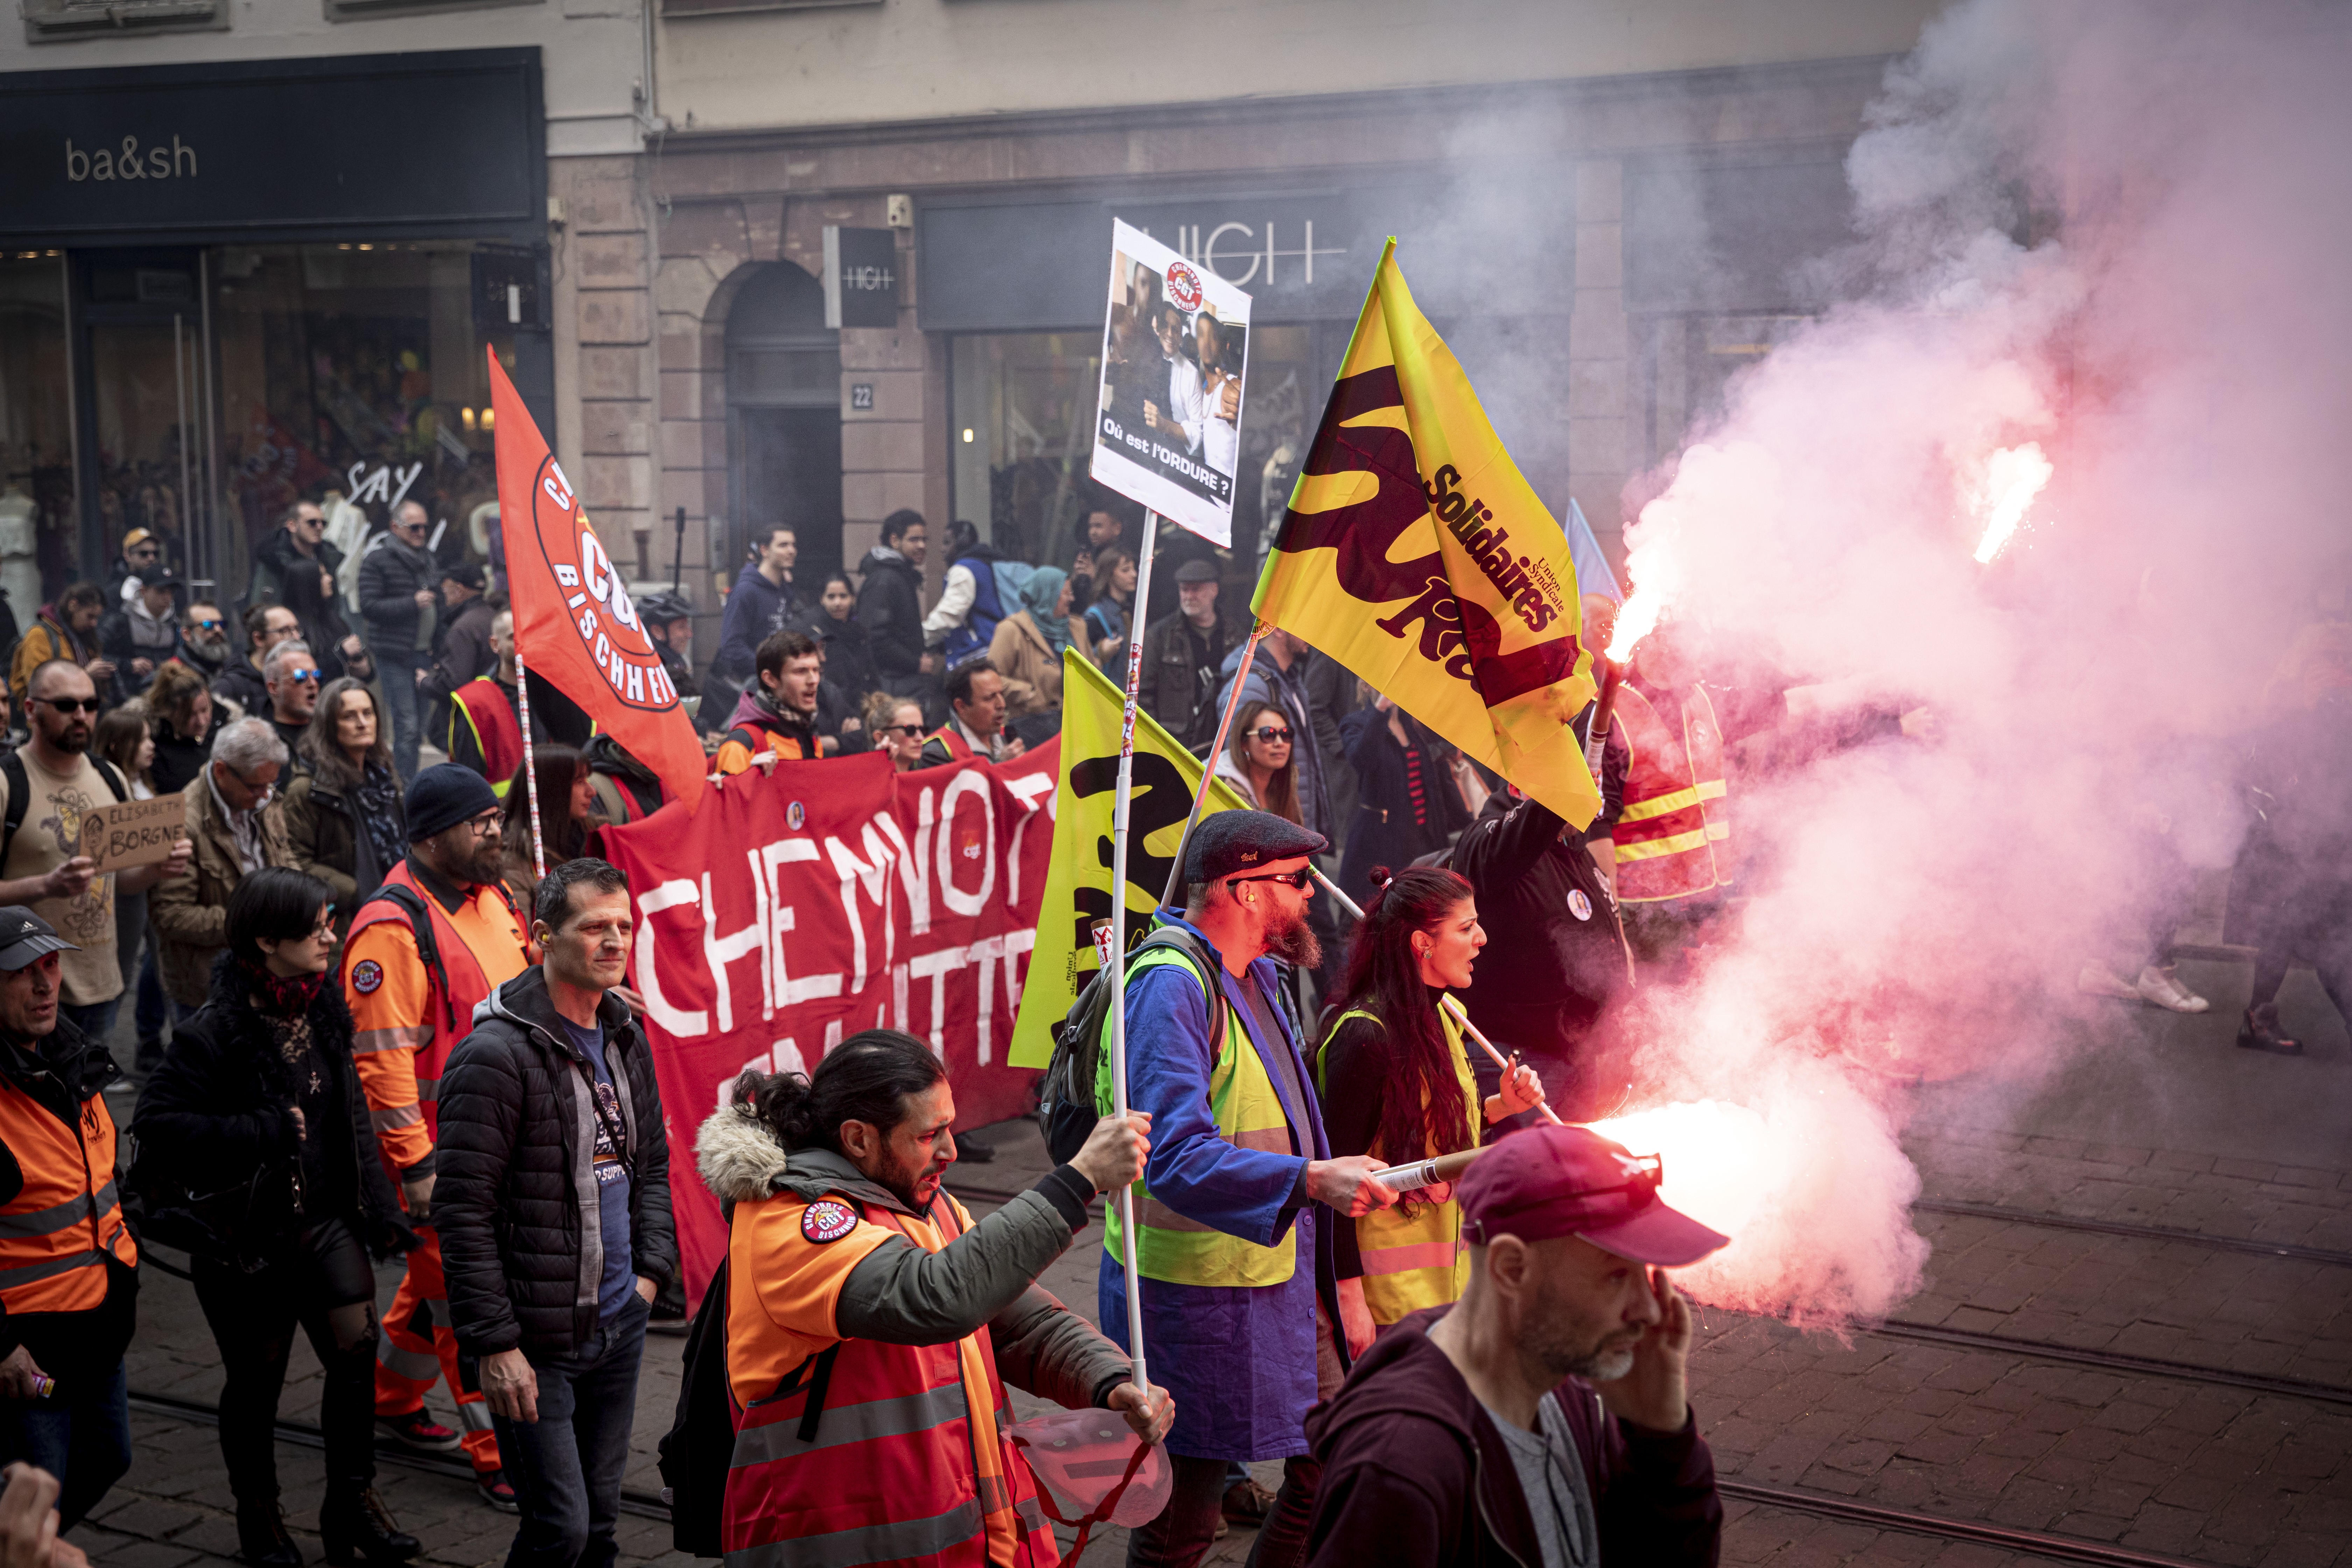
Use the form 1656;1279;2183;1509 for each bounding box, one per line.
695;1031;1171;1568
345;765;531;1510
0;908;139;1531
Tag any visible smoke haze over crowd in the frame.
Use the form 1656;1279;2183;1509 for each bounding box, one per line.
1582;0;2352;1325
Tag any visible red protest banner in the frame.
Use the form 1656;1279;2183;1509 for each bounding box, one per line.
488;350;708;814
600;743;1060;1299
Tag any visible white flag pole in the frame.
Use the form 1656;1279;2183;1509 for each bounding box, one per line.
513;645;548;882
1105;511;1163;1392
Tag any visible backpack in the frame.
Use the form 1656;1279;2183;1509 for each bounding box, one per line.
0;750;129;867
1037;927;1226;1166
659;1258;736;1557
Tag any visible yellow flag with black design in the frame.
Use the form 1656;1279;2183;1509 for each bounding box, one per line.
1006;651;1254;1069
1252;238;1602;828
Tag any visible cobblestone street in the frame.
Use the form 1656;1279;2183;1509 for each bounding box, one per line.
66;961;2352;1567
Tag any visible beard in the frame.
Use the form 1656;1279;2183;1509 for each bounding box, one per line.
1527;1273;1643;1384
1265;904;1321;969
51;724;90;755
875;1145;943;1213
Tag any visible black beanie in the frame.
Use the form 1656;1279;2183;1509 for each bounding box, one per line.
406;763;501;843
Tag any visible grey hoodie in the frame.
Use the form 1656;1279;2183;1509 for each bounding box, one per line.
694;1101;1130;1409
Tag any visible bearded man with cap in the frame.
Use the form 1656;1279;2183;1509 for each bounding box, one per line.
0;908;139;1533
1101;809;1399;1568
1302;1125;1727;1568
342;763;531;1509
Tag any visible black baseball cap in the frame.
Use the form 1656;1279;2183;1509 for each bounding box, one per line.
441;561;488;590
0;908;76;972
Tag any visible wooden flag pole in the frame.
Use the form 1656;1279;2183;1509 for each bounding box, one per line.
514;646;548;882
1104;511;1164;1392
1158;620;1268;907
1308;865;1564;1126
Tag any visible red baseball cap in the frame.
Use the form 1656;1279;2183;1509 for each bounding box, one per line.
1457;1125;1729;1267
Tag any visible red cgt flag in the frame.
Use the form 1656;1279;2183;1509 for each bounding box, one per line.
488;350;706;816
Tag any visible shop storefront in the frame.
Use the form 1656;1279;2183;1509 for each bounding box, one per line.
0;47;550;603
918;176;1577;572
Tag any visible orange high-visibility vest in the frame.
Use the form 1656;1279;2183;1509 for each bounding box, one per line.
1612;682;1733;903
0;1073;136;1316
724;1189;1057;1568
714;720;814;777
344;860;526;1162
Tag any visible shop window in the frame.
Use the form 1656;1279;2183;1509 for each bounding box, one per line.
322;0;538;21
21;0;222;42
951;323;1333;575
210;242;513;587
0;256;71;618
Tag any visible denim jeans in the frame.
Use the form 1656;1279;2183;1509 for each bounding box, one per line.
133;933;170;1068
377;650;429;783
59;999;121;1054
489;1293;649;1568
0;1359;131;1530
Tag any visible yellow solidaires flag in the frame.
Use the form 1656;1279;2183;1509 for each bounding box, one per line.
1006;651;1253;1069
1253;239;1602;828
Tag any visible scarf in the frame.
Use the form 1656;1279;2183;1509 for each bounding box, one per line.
352;763;406;890
233;950;326;1070
1021;567;1071;657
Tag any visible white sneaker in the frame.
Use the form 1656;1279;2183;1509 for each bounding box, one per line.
2135;964;2210;1013
2076;963;2141;1000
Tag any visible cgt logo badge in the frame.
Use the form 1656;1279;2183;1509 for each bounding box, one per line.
532;459;678;711
1164;259;1204;313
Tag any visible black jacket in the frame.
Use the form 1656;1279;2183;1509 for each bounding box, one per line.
855;547;926;681
1335;705;1472;905
426;595;500;703
356;535;440;652
794;608;882;704
247;528;345;614
1452;786;1628;1081
130;955;415;1262
0;1019;136;1389
212;654;272;720
96;605;181;692
150;702;227;798
436;966;677;1358
1139;608;1233;749
1306;1307;1721;1568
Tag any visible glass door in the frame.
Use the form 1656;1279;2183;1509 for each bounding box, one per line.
70;250;216;595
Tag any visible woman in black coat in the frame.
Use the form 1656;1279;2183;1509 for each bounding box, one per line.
792;571;883;701
130;868;422;1567
1336;695;1474;906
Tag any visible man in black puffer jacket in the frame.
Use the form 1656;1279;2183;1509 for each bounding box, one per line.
436;858;676;1568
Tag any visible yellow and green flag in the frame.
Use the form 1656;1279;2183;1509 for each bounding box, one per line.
1252;239;1602;828
1007;651;1255;1069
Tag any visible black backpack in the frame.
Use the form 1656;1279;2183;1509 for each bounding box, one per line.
1037;927;1226;1165
659;1258;735;1557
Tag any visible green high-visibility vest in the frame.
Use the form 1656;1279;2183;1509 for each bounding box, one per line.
1098;946;1298;1288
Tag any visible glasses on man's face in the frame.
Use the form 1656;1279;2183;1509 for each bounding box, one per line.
1226;866;1314;893
463;811;504;839
190;618;223;632
281;669;323;685
1250;726;1294;745
130;549;159;562
35;697;100;716
227;766;277;802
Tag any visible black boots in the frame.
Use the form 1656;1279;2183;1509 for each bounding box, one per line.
319;1485;421;1566
2237;1003;2304;1056
236;1500;302;1567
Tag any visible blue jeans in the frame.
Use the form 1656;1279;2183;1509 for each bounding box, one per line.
0;1359;131;1531
59;999;121;1053
489;1293;649;1568
378;650;429;783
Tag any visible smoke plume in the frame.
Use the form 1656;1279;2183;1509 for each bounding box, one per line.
1598;0;2352;1325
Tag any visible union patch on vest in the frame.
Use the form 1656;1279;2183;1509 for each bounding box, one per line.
802;1199;859;1244
1567;890;1593;922
352;959;384;993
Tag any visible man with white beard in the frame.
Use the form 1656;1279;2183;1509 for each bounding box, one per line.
1301;1126;1728;1568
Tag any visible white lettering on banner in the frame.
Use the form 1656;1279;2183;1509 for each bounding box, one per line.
1003;772;1055;910
877;793;931;936
704;866;765;1035
935;771;996;918
763;839;842;1008
824;819;898;993
724;1038;808;1112
1003;927;1037;1020
893;929;1041;1065
637;879;707;1037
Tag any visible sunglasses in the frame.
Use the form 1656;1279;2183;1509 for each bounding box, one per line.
189;618;223;631
35;697;100;715
1226;866;1314;892
279;668;323;685
883;723;927;738
1250;725;1294;744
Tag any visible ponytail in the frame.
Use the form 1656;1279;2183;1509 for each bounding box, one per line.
1333;863;1478;1208
733;1029;947;1155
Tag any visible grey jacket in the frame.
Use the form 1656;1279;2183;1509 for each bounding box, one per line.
356;534;440;654
695;1102;1130;1412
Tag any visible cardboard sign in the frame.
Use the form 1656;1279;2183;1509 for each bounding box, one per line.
80;795;185;873
1088;218;1252;546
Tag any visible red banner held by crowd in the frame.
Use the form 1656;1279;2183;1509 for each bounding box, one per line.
488;349;709;815
600;744;1060;1300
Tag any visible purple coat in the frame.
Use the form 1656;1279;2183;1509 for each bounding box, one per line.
1304;1307;1722;1567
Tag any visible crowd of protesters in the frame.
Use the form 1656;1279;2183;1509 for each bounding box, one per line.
0;483;2344;1568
